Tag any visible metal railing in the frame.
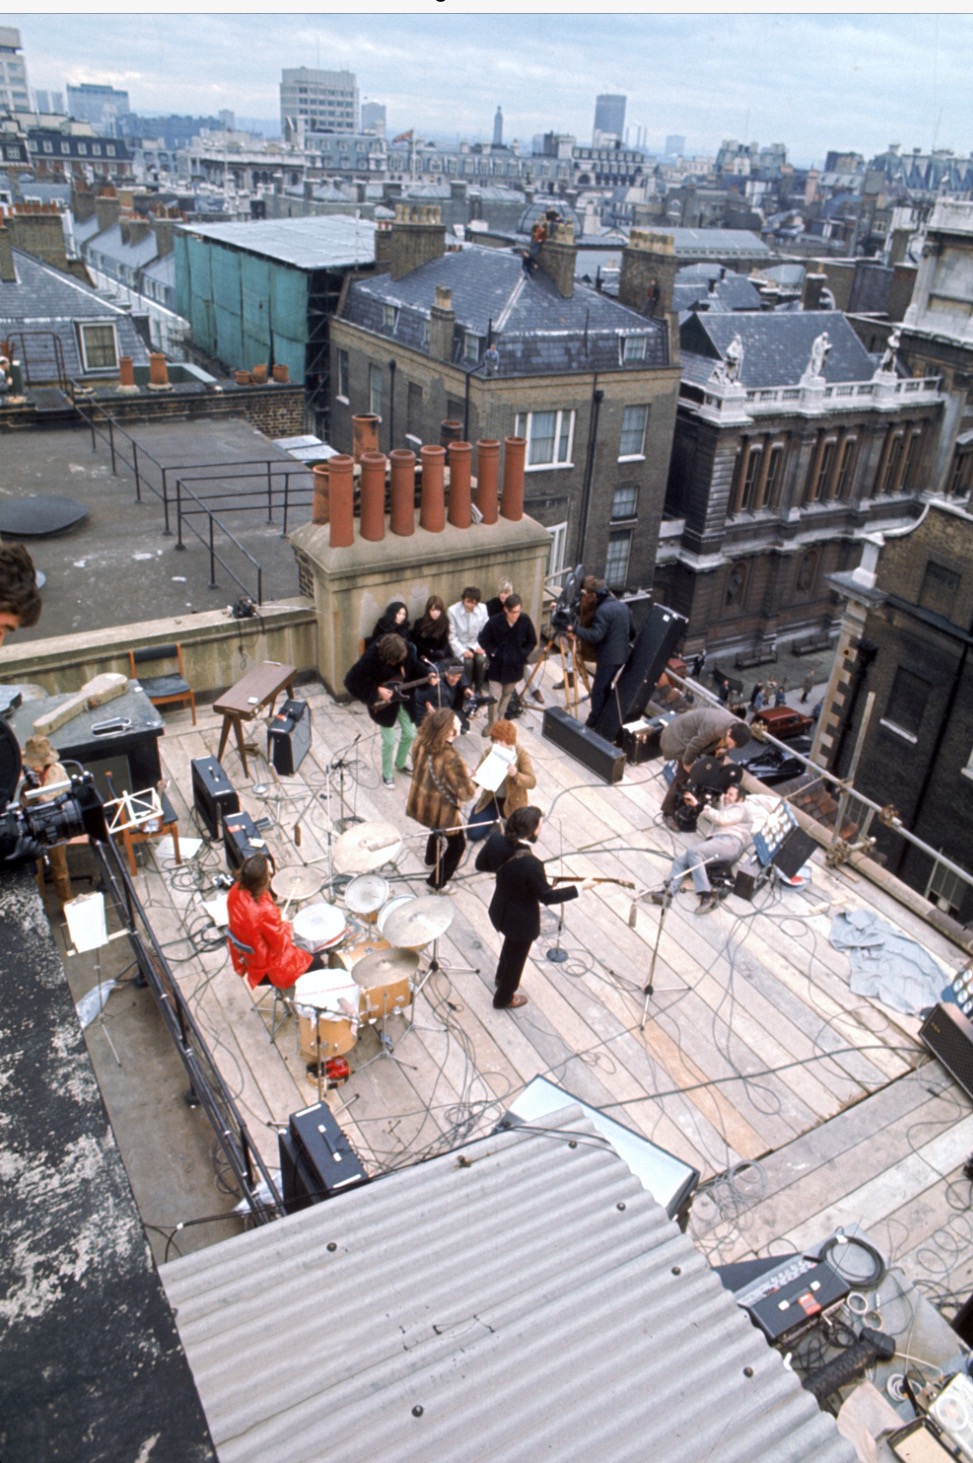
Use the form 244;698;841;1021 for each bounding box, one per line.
94;835;282;1223
69;394;315;603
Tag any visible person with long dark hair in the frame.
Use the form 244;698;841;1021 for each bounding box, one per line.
410;594;451;665
406;707;476;891
365;599;410;648
226;854;324;990
344;632;431;787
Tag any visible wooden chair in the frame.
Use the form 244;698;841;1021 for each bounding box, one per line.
128;643;196;724
226;928;294;1046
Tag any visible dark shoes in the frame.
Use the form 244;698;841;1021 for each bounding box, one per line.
494;992;529;1009
694;893;720;916
529;688;545;703
478;691;498;705
553;676;575;690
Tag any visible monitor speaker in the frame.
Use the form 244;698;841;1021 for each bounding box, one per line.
268;699;311;776
191;756;240;840
541;707;626;784
771;827;816;878
593;602;688;743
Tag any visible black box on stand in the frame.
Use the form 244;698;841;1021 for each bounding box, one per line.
268;699;311;776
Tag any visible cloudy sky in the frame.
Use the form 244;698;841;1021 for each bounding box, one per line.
9;11;969;167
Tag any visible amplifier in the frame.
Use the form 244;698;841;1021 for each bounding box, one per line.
268;698;311;776
920;1003;973;1101
282;1100;370;1211
223;809;271;872
734;856;763;902
542;706;626;784
191;756;240;840
620;714;674;765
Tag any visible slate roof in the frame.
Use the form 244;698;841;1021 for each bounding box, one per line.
679;309;875;390
342;245;669;376
86;222;160;270
0;248;152;374
177;214;377;271
673;268;762;314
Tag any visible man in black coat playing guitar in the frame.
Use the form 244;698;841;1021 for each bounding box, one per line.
344;633;434;788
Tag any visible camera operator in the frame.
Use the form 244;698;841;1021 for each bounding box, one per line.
658;707;750;831
567;579;633;727
20;735;73;906
0;543;42;647
650;785;752;916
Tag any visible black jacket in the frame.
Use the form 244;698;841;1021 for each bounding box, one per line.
343;641;426;727
573;593;633;665
479;611;537;685
487;843;578;941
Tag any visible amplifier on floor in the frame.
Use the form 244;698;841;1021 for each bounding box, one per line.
542;706;626;784
279;1100;370;1213
223;809;272;872
920;1004;973;1101
620;713;674;765
268;698;311;776
191;756;240;840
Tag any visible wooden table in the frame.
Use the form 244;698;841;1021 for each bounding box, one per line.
213;662;296;777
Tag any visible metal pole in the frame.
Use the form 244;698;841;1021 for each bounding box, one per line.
175;478;185;550
266;461;274;523
162;467;173;537
208;514;218;588
132;440;141;503
108;417;117;475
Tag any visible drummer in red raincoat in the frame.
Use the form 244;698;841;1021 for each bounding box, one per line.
227;854;322;989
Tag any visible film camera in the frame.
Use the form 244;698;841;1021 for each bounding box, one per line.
0;722;108;873
549;562;585;634
671;754;743;834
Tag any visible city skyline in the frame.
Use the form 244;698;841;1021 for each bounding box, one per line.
8;12;971;168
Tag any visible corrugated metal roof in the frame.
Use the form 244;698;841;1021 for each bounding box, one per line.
161;1107;854;1463
177;214;377;271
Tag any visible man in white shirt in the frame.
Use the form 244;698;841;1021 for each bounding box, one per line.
447;586;489;694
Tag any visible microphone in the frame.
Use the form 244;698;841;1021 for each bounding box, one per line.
628;901;638;929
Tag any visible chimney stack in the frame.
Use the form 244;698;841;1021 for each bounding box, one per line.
0;224;16;283
429;285;455;363
537;220;576;299
389;203;446;281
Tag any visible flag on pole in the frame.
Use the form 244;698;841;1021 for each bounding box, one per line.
392;129;414;144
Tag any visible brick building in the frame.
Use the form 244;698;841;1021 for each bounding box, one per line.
654;309;945;660
818;500;973;920
330;209;681;588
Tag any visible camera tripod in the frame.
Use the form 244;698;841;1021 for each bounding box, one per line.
521;630;592;717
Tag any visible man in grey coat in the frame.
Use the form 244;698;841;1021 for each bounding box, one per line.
658;707;750;828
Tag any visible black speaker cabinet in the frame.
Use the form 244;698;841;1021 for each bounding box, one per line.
223;809;270;872
594;602;688;743
772;827;816;878
920;1004;973;1101
191;756;240;840
268;698;311;776
542;706;626;784
287;1101;370;1205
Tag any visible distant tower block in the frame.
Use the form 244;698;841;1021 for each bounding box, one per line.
493;106;503;147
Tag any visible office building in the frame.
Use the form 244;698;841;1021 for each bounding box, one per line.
280;66;358;139
593;93;625;144
66;82;130;136
0;25;29;113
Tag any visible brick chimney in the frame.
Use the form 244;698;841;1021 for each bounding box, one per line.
389;203;446;281
95;192;122;235
618;228;677;317
0;224;16;283
119;218;152;247
9;206;67;269
428;285;455;363
537;220;576;299
374;218;392;272
151;219;178;258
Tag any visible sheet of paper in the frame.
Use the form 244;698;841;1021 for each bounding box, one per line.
473;743;516;792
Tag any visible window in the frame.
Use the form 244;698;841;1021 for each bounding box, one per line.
547;521;568;580
948;441;973;498
763;445;785;509
611;482;639;519
77;143;87;156
463;332;481;365
106;145;116;157
406;382;423;440
42;140;53;154
515;409;575;469
927;858;965;916
382;304;398;331
336;349;349;401
76;322;118;372
368;362;383;417
918;560;961;619
835;436;858;499
621;334;647;364
902;428;923;491
604;530;631;588
881;667;931;741
619;404;648;458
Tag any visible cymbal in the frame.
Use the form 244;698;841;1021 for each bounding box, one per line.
272;865;323;902
351;946;420;986
333;820;403;875
382;895;455;949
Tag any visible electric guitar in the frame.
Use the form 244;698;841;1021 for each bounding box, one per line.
369;675;436;712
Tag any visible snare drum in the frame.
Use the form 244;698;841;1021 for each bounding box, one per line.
377;894;414;938
292;901;348;953
345;873;389;925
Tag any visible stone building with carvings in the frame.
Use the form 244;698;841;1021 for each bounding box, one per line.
653;309;946;662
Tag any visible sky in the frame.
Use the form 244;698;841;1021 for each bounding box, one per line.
8;12;970;169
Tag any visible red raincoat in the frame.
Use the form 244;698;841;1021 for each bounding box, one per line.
226;884;313;990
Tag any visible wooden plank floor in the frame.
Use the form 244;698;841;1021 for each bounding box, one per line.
132;669;972;1314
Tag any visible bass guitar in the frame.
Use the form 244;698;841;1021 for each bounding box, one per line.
369;675;436;712
550;875;636;889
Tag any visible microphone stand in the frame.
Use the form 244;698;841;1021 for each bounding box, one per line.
332;733;363;833
640;887;671;1030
